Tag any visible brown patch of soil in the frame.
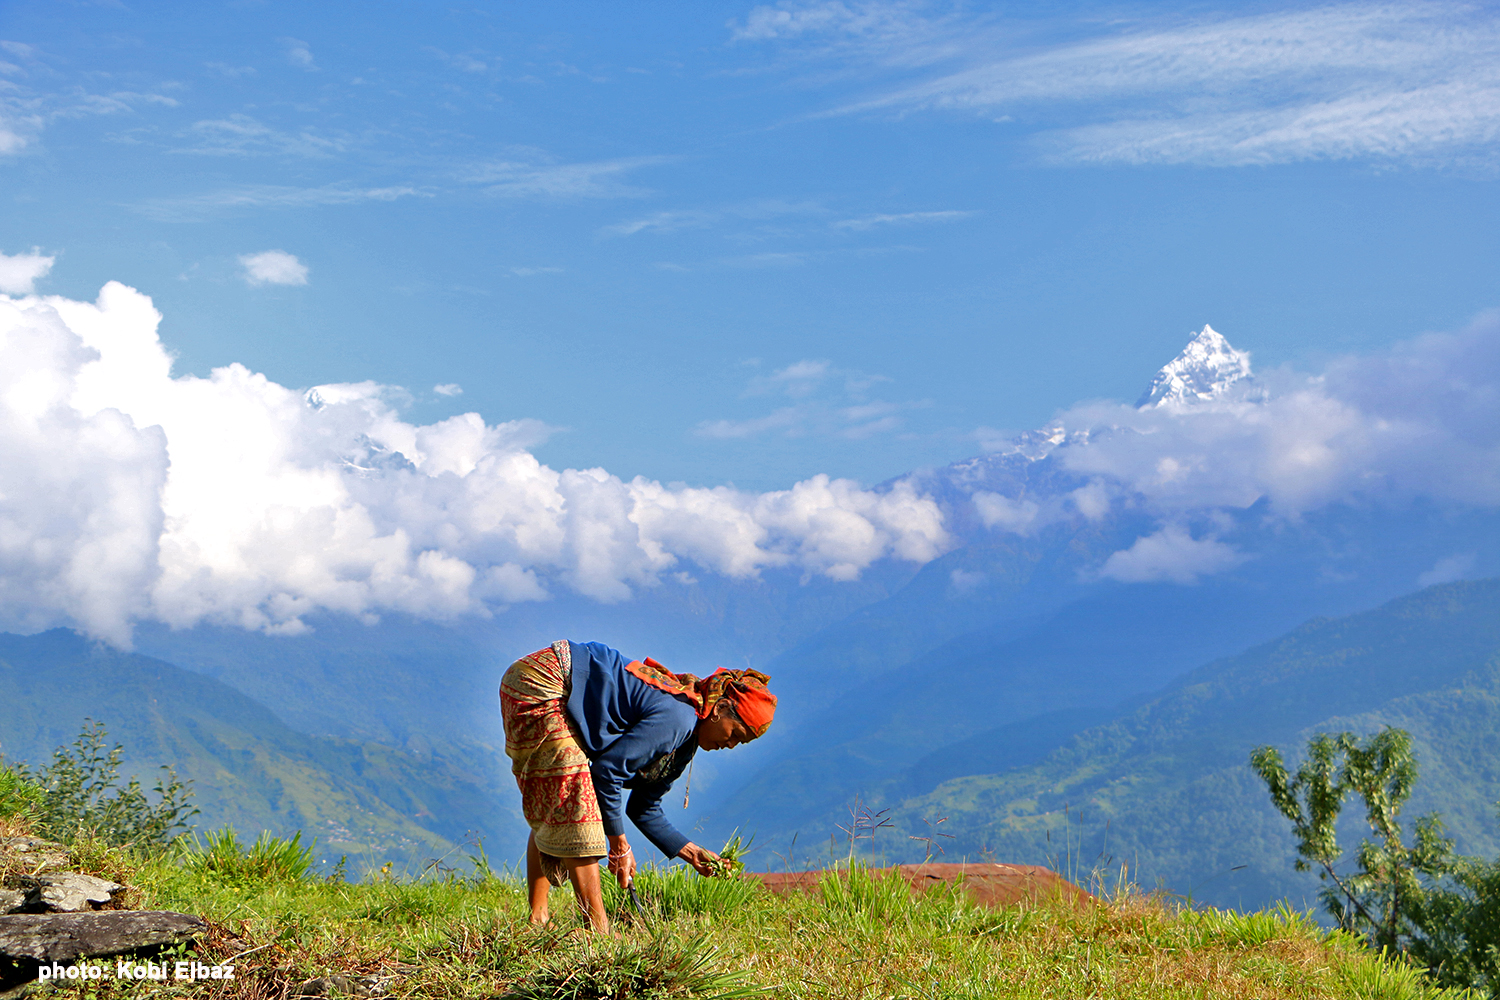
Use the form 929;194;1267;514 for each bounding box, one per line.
746;863;1090;909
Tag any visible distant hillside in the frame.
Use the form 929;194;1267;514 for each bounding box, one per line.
872;579;1500;911
0;630;526;872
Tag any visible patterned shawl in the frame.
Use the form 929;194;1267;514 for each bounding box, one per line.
624;657;777;738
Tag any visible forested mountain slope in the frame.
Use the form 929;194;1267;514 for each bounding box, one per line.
0;630;523;870
874;579;1500;910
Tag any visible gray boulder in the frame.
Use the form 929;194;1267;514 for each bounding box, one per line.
0;911;205;963
13;874;124;913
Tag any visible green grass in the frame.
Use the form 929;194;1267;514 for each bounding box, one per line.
20;846;1484;999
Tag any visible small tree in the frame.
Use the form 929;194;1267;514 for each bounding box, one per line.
1252;727;1500;994
1250;727;1454;952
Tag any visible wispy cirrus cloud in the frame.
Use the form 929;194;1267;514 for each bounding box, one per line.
462;154;671;198
0;41;180;158
600;199;821;237
696;357;924;440
832;209;976;230
134;183;430;222
172;114;348;158
733;1;1500;167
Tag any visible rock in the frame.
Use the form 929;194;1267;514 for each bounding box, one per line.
0;838;69;875
0;893;25;917
0;911;205;963
13;874;123;913
292;974;392;998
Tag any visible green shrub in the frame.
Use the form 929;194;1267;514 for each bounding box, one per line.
188;826;316;885
18;720;196;847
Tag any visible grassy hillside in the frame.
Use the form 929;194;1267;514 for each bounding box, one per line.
875;579;1500;910
24;842;1471;1000
0;631;527;871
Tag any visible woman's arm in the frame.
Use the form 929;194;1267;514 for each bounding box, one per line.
624;786;691;859
676;842;723;876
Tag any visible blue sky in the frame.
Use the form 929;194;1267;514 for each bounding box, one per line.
3;0;1499;495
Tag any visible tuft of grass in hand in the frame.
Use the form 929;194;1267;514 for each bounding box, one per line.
707;831;752;879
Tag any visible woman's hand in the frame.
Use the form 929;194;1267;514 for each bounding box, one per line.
607;834;636;891
677;842;722;877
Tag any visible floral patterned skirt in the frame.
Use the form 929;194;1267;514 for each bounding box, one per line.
499;641;607;868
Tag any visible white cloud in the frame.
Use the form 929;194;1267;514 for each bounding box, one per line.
463;156;669;199
1049;311;1500;515
0;282;949;642
1097;525;1249;584
281;38;318;71
832;210;976;231
136;184;429;222
745;2;1500;167
601;201;822;238
601;210;718;237
697;406;809;439
961;314;1500;588
205;62;256;78
972;492;1041;534
697;358;919;440
424;47;489;73
238;250;309;286
433;383;463;397
0;249;54;294
509;266;564;277
949;568;986;593
175;114;346;158
1417;552;1477;587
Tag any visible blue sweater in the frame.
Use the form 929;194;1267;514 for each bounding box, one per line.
565;641;699;859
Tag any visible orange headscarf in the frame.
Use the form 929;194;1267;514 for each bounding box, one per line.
624;658;777;738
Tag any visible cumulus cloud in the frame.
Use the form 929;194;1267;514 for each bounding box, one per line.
1096;525;1248;584
433;383;463;397
0;249;54;294
238;250;309;286
0;283;949;643
963;313;1500;594
1050;312;1500;515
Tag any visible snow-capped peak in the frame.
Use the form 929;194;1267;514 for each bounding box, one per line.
1136;325;1253;408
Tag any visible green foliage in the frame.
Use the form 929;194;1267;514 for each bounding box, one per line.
1408;851;1500;994
1253;727;1500;996
187;826;316;885
17;719;196;847
0;761;45;823
1251;727;1452;950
